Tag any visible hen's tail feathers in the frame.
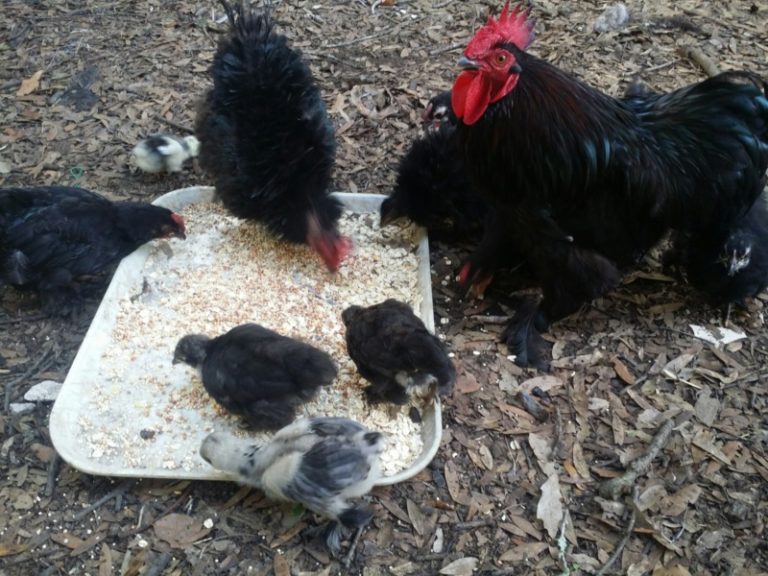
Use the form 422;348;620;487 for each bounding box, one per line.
4;250;29;285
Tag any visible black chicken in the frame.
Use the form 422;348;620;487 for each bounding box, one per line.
421;90;456;132
450;3;768;368
196;0;350;272
173;323;337;430
341;299;455;405
0;186;185;314
380;121;486;241
672;193;768;322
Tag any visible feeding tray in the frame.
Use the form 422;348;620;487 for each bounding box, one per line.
50;187;441;485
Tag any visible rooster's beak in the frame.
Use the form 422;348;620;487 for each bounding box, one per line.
457;56;479;70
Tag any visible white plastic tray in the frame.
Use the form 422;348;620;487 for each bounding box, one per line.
49;187;441;485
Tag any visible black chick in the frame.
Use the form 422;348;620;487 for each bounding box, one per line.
341;299;455;405
380;121;487;241
421;90;456;132
200;417;383;555
0;186;185;314
196;0;350;272
173;323;337;430
673;193;768;322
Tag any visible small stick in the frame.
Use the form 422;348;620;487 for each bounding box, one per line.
323;26;397;49
73;480;135;521
3;346;54;411
595;487;639;576
143;551;172;576
678;46;719;77
599;420;675;500
45;453;61;498
342;525;365;569
429;42;464;56
152;114;194;135
454;518;495;530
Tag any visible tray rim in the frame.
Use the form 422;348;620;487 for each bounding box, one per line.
49;186;442;486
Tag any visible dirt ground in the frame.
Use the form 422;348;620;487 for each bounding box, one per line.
2;0;768;575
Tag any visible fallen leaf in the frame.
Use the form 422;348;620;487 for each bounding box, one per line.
652;565;691;576
456;369;481;394
528;433;555;476
0;542;30;557
499;541;548;562
153;513;211;549
432;527;444;553
661;484;702;516
690;324;746;346
273;553;290;576
519;375;563;393
613;358;635;385
406;499;426;536
444;460;469;505
439;557;478;576
98;543;113;576
536;474;563;539
692;429;731;465
51;532;86;550
694;389;720;427
30;443;55;463
17;70;43;96
0;159;10;174
663;354;694;376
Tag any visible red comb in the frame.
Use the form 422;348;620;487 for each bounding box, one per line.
465;2;536;58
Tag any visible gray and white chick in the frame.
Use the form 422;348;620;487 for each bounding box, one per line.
342;299;456;406
200;417;384;554
131;134;200;173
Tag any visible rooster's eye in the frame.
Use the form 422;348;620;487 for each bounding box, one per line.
495;54;507;64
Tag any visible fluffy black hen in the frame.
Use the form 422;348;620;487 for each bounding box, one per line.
672;193;768;322
421;90;456;132
0;186;185;313
173;323;337;430
341;299;455;405
451;3;768;368
196;0;350;272
200;417;383;555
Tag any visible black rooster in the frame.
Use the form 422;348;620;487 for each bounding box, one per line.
196;0;350;272
173;323;337;430
341;299;455;405
0;186;185;314
672;193;768;323
450;3;768;368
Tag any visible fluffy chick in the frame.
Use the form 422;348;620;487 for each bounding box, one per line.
672;193;768;322
131;134;200;173
341;299;455;405
421;90;455;132
174;324;337;430
200;417;383;554
380;121;486;242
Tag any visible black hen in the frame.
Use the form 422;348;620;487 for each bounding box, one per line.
0;186;185;313
673;193;768;321
421;90;456;132
380;121;486;241
341;299;455;405
196;0;350;272
173;323;337;430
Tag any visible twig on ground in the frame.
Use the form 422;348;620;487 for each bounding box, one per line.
45;452;61;498
599;419;675;500
3;345;55;411
454;518;495;530
122;482;195;537
595;487;639;576
152;114;194;134
143;551;173;576
73;480;136;521
429;42;464;56
342;525;365;569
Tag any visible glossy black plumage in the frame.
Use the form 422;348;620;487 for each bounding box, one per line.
674;193;768;312
457;38;768;368
173;324;337;430
380;122;487;241
0;186;185;313
341;299;455;404
196;0;349;271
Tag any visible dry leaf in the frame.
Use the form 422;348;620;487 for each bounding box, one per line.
456;369;481;394
652;564;692;576
98;543;113;576
406;499;427;536
694;390;720;427
439;557;478;576
153;513;211;549
661;484;702;516
519;375;563;392
0;542;30;557
613;358;635;385
273;553;290;576
17;70;43;96
536;474;563;539
51;532;86;550
528;433;555;476
444;460;470;505
499;541;548;562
